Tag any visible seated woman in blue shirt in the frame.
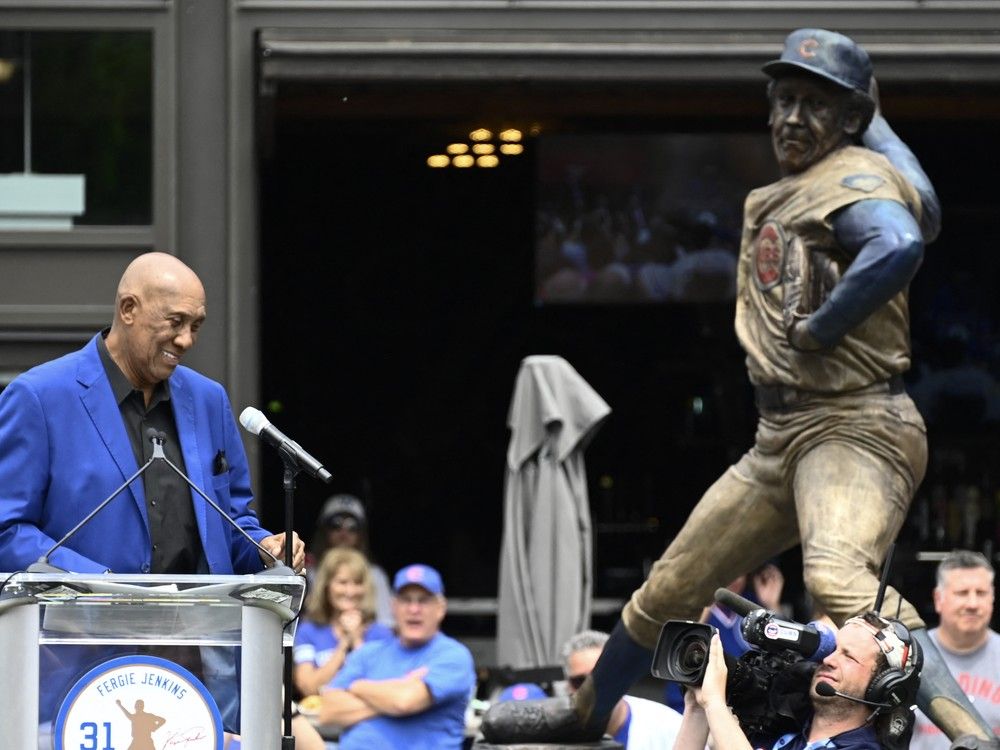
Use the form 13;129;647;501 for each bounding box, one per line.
293;547;394;697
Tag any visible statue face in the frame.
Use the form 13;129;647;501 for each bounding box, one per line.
769;74;857;174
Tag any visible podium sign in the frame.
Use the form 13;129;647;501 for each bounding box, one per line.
0;572;304;750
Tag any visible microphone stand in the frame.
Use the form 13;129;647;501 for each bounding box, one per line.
151;436;289;573
29;432;171;572
279;445;302;750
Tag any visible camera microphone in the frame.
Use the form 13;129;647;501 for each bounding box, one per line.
714;588;836;662
714;587;758;616
815;681;891;708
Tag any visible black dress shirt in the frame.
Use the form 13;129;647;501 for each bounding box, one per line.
97;331;205;573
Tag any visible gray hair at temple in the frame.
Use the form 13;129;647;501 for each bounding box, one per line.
560;630;610;665
935;549;995;588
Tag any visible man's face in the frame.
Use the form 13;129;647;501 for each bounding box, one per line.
119;278;206;391
769;74;856;175
393;584;446;647
812;623;881;704
565;646;601;695
934;566;995;644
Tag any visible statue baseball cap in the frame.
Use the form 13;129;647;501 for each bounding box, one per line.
393;563;445;596
763;28;872;95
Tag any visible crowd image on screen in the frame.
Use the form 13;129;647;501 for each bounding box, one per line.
534;133;776;304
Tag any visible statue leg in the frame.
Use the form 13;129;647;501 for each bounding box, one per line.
794;439;923;628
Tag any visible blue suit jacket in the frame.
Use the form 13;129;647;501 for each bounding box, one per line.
0;335;270;574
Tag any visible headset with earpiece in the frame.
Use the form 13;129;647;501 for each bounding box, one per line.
862;616;923;711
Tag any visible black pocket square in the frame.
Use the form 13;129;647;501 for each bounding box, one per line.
213;450;229;475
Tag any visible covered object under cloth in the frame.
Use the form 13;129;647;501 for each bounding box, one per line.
496;355;611;668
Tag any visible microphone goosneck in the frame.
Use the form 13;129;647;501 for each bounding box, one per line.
238;407;333;483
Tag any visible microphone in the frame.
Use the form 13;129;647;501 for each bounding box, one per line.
239;407;332;483
815;680;891;708
713;587;836;662
714;587;757;616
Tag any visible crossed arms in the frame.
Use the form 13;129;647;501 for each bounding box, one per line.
318;667;433;727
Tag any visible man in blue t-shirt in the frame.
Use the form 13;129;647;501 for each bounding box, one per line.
319;563;476;750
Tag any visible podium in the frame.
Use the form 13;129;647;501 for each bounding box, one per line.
0;571;304;750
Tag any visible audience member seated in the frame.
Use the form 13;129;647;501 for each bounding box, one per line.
306;493;393;625
564;630;683;750
293;548;394;697
293;549;392;696
318;563;476;750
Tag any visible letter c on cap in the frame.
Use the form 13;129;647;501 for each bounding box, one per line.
798;38;819;58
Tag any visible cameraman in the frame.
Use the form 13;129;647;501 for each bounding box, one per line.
676;614;919;750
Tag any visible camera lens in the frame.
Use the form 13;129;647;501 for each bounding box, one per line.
673;634;708;677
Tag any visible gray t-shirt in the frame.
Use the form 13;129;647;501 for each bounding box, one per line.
910;628;1000;750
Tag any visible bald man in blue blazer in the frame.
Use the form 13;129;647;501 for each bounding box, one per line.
0;252;304;729
0;252;302;575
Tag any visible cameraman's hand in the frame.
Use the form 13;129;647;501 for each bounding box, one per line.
685;685;705;714
697;633;729;710
697;633;754;750
675;686;710;750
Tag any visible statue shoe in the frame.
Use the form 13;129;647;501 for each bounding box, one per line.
480;695;607;744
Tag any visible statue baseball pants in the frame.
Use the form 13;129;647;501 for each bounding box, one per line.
623;383;928;648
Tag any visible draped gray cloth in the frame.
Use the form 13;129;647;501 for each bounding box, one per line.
496;355;611;668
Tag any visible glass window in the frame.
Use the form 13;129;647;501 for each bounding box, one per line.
0;30;152;226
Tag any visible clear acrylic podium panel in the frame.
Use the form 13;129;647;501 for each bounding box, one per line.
0;572;305;750
5;572;305;646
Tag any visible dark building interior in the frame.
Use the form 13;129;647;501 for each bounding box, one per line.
258;77;1000;631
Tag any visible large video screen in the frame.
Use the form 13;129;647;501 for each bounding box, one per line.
535;132;777;304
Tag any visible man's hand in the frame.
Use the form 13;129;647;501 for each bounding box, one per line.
259;531;305;572
783;236;823;352
696;633;754;750
696;633;729;710
405;666;430;682
348;668;433;716
751;563;785;612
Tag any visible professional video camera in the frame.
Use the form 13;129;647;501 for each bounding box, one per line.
651;588;836;739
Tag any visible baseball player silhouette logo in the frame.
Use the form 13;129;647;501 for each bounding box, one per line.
116;699;166;750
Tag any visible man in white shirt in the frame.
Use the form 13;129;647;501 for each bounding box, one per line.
563;630;682;750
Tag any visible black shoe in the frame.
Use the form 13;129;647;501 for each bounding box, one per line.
949;734;1000;750
480;696;606;744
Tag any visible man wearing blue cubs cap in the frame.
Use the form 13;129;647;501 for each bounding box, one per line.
319;563;475;750
485;29;996;750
